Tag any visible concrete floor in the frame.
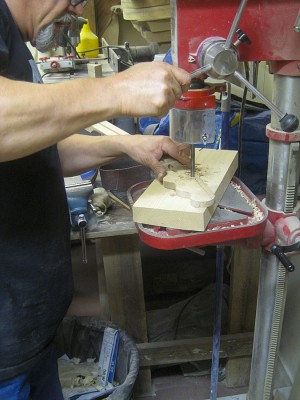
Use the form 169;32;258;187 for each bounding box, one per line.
135;366;247;400
67;241;248;400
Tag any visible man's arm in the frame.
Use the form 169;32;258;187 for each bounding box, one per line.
0;62;190;162
58;133;190;181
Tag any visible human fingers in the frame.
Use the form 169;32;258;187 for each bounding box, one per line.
161;138;191;167
121;135;190;181
150;159;168;182
113;62;191;118
149;139;191;182
142;62;190;114
168;64;191;96
159;63;191;102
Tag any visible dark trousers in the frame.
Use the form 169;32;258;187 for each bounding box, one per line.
0;344;64;400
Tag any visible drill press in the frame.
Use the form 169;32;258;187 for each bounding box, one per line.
171;1;300;399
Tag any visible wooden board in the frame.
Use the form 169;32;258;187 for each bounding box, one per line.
83;0;97;36
138;29;171;43
132;149;238;232
122;5;170;21
88;120;129;136
132;19;171;33
137;332;253;367
121;0;170;8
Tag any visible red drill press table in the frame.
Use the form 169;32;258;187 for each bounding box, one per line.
128;176;268;250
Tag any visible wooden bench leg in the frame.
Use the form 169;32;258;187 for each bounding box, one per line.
96;234;153;395
96;240;110;320
225;247;261;387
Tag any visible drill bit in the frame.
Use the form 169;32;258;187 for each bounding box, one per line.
190;144;196;177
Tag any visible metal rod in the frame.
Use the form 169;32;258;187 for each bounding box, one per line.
210;245;224;400
190;144;195;177
294;11;300;32
190;63;212;79
224;0;248;50
220;84;231;149
232;71;284;119
79;226;88;264
248;253;288;399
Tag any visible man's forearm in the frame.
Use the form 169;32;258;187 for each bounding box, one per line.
57;134;129;177
0;61;190;163
58;132;191;181
0;75;117;162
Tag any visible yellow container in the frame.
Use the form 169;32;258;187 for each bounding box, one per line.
76;19;99;58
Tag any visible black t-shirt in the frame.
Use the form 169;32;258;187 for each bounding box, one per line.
0;0;73;380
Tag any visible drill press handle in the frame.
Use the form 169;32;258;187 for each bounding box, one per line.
230;71;299;132
192;0;299;133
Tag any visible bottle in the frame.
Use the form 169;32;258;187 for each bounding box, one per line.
76;19;99;58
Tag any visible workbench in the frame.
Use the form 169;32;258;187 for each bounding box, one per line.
71;196;153;394
71;192;259;395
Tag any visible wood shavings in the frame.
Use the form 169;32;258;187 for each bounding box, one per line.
231;182;264;222
58;355;116;399
204;182;265;233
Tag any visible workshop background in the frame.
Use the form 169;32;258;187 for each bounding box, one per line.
28;1;300;399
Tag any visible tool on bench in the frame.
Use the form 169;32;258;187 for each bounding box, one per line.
65;170;97;264
39;17;90;74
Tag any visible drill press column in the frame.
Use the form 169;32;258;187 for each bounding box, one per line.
248;74;300;400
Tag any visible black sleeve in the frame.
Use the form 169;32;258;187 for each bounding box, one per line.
0;6;9;73
0;1;35;82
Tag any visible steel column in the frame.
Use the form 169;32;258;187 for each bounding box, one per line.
248;75;300;399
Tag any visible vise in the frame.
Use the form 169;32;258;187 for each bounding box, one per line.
65;170;97;263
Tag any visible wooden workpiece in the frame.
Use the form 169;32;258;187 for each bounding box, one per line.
133;148;238;231
163;160;215;207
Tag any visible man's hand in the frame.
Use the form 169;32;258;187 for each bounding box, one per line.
110;62;191;118
121;134;190;181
